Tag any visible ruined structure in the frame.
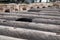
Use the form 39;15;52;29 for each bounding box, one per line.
0;0;59;13
0;3;54;12
0;0;60;40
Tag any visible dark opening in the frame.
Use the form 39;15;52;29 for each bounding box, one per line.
30;7;33;9
3;21;6;22
37;6;39;8
15;9;18;11
5;9;10;12
42;6;45;8
16;18;32;22
48;5;52;7
23;8;26;10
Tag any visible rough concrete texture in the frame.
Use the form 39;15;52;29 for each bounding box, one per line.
0;2;60;40
0;25;60;40
0;3;54;12
0;35;27;40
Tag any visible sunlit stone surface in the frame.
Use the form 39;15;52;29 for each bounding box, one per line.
0;1;60;40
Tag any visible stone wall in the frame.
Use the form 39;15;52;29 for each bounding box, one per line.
0;3;55;12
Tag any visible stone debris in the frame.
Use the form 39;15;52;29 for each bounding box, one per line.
0;3;60;40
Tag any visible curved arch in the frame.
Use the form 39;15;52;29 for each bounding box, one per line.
15;9;18;11
22;7;26;10
30;7;33;9
42;6;46;8
5;9;10;12
48;5;52;7
37;6;39;8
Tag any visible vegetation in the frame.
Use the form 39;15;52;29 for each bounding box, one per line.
0;0;25;3
0;0;56;4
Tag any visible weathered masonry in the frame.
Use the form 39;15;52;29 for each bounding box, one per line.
0;2;59;12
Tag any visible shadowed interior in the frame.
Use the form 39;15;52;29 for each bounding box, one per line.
5;9;10;12
16;18;32;22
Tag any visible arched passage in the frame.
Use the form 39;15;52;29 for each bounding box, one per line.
23;7;26;10
5;9;10;12
42;6;46;8
37;6;39;8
